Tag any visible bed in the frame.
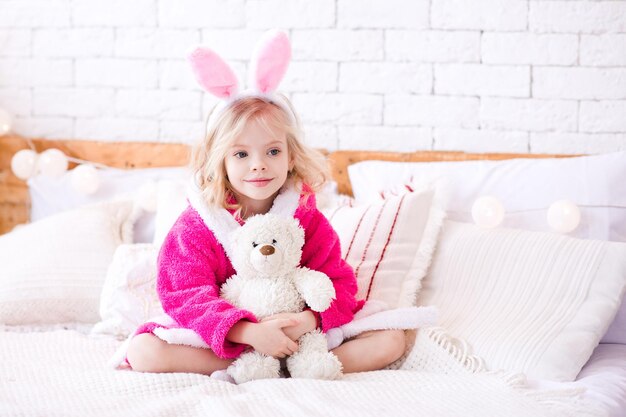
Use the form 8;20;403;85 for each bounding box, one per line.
0;135;624;417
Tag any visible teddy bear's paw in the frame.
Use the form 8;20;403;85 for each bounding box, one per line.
227;351;281;384
287;350;343;380
297;329;329;353
306;296;333;314
296;270;336;312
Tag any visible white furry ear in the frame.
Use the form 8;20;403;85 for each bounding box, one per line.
188;46;240;99
248;30;291;94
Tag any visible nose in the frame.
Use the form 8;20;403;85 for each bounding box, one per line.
259;245;275;256
251;155;267;171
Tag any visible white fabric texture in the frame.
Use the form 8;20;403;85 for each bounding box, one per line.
0;200;136;325
91;244;163;339
528;343;626;417
28;166;189;243
348;152;626;345
417;220;626;381
326;304;439;350
0;329;602;417
321;185;446;308
602;302;626;345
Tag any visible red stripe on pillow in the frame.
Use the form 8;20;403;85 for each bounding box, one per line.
345;204;373;260
364;193;407;300
353;199;389;280
326;205;343;223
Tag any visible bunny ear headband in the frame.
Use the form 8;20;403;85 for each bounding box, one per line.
188;30;295;131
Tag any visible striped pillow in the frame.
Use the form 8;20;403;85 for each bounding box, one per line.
322;185;445;308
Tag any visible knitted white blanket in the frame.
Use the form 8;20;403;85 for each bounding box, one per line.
0;328;603;417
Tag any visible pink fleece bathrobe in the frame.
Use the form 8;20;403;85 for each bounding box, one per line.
133;181;363;359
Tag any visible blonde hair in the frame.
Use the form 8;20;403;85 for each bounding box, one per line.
190;94;329;213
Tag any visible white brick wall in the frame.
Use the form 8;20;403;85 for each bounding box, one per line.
74;0;157;27
432;0;527;31
338;0;430;29
530;1;626;34
533;67;626;100
385;95;479;129
435;64;530;97
0;0;624;153
34;88;115;117
580;34;626;66
0;30;32;56
482;33;578;65
480;98;578;132
33;29;115;58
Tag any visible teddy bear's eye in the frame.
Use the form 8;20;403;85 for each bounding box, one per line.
272;239;277;244
252;242;258;248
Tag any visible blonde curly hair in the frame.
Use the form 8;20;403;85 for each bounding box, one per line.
190;95;329;214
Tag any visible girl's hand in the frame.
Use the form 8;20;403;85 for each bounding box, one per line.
261;311;317;341
248;319;300;358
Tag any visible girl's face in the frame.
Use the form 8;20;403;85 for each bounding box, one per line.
225;118;293;214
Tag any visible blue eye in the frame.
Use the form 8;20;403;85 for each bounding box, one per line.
268;148;280;156
234;151;247;158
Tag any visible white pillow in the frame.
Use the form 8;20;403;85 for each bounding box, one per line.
28;166;189;243
322;185;446;308
0;200;135;325
92;244;164;339
153;179;189;246
348;151;626;345
348;151;626;241
417;220;626;382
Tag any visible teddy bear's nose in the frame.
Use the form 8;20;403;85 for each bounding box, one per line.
260;245;275;256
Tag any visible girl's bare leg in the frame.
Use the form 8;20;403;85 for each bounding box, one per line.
331;329;406;374
126;333;233;375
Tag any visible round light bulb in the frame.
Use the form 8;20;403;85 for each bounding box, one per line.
37;148;69;178
0;108;12;136
71;164;100;195
11;149;39;180
547;200;581;233
137;181;158;212
472;196;505;229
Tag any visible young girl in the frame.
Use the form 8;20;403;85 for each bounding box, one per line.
125;31;405;377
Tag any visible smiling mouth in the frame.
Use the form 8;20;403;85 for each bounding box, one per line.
244;178;273;187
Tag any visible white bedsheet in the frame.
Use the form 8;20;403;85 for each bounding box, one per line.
529;344;626;417
0;329;610;417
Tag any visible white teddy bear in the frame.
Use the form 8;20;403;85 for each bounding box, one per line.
220;213;343;384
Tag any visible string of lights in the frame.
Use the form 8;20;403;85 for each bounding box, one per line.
2;108;109;195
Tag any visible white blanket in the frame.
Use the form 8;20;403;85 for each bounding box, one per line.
0;329;603;417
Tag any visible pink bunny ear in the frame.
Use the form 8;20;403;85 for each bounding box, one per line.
249;30;291;94
188;47;239;99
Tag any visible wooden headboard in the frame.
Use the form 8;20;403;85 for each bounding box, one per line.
0;134;571;235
